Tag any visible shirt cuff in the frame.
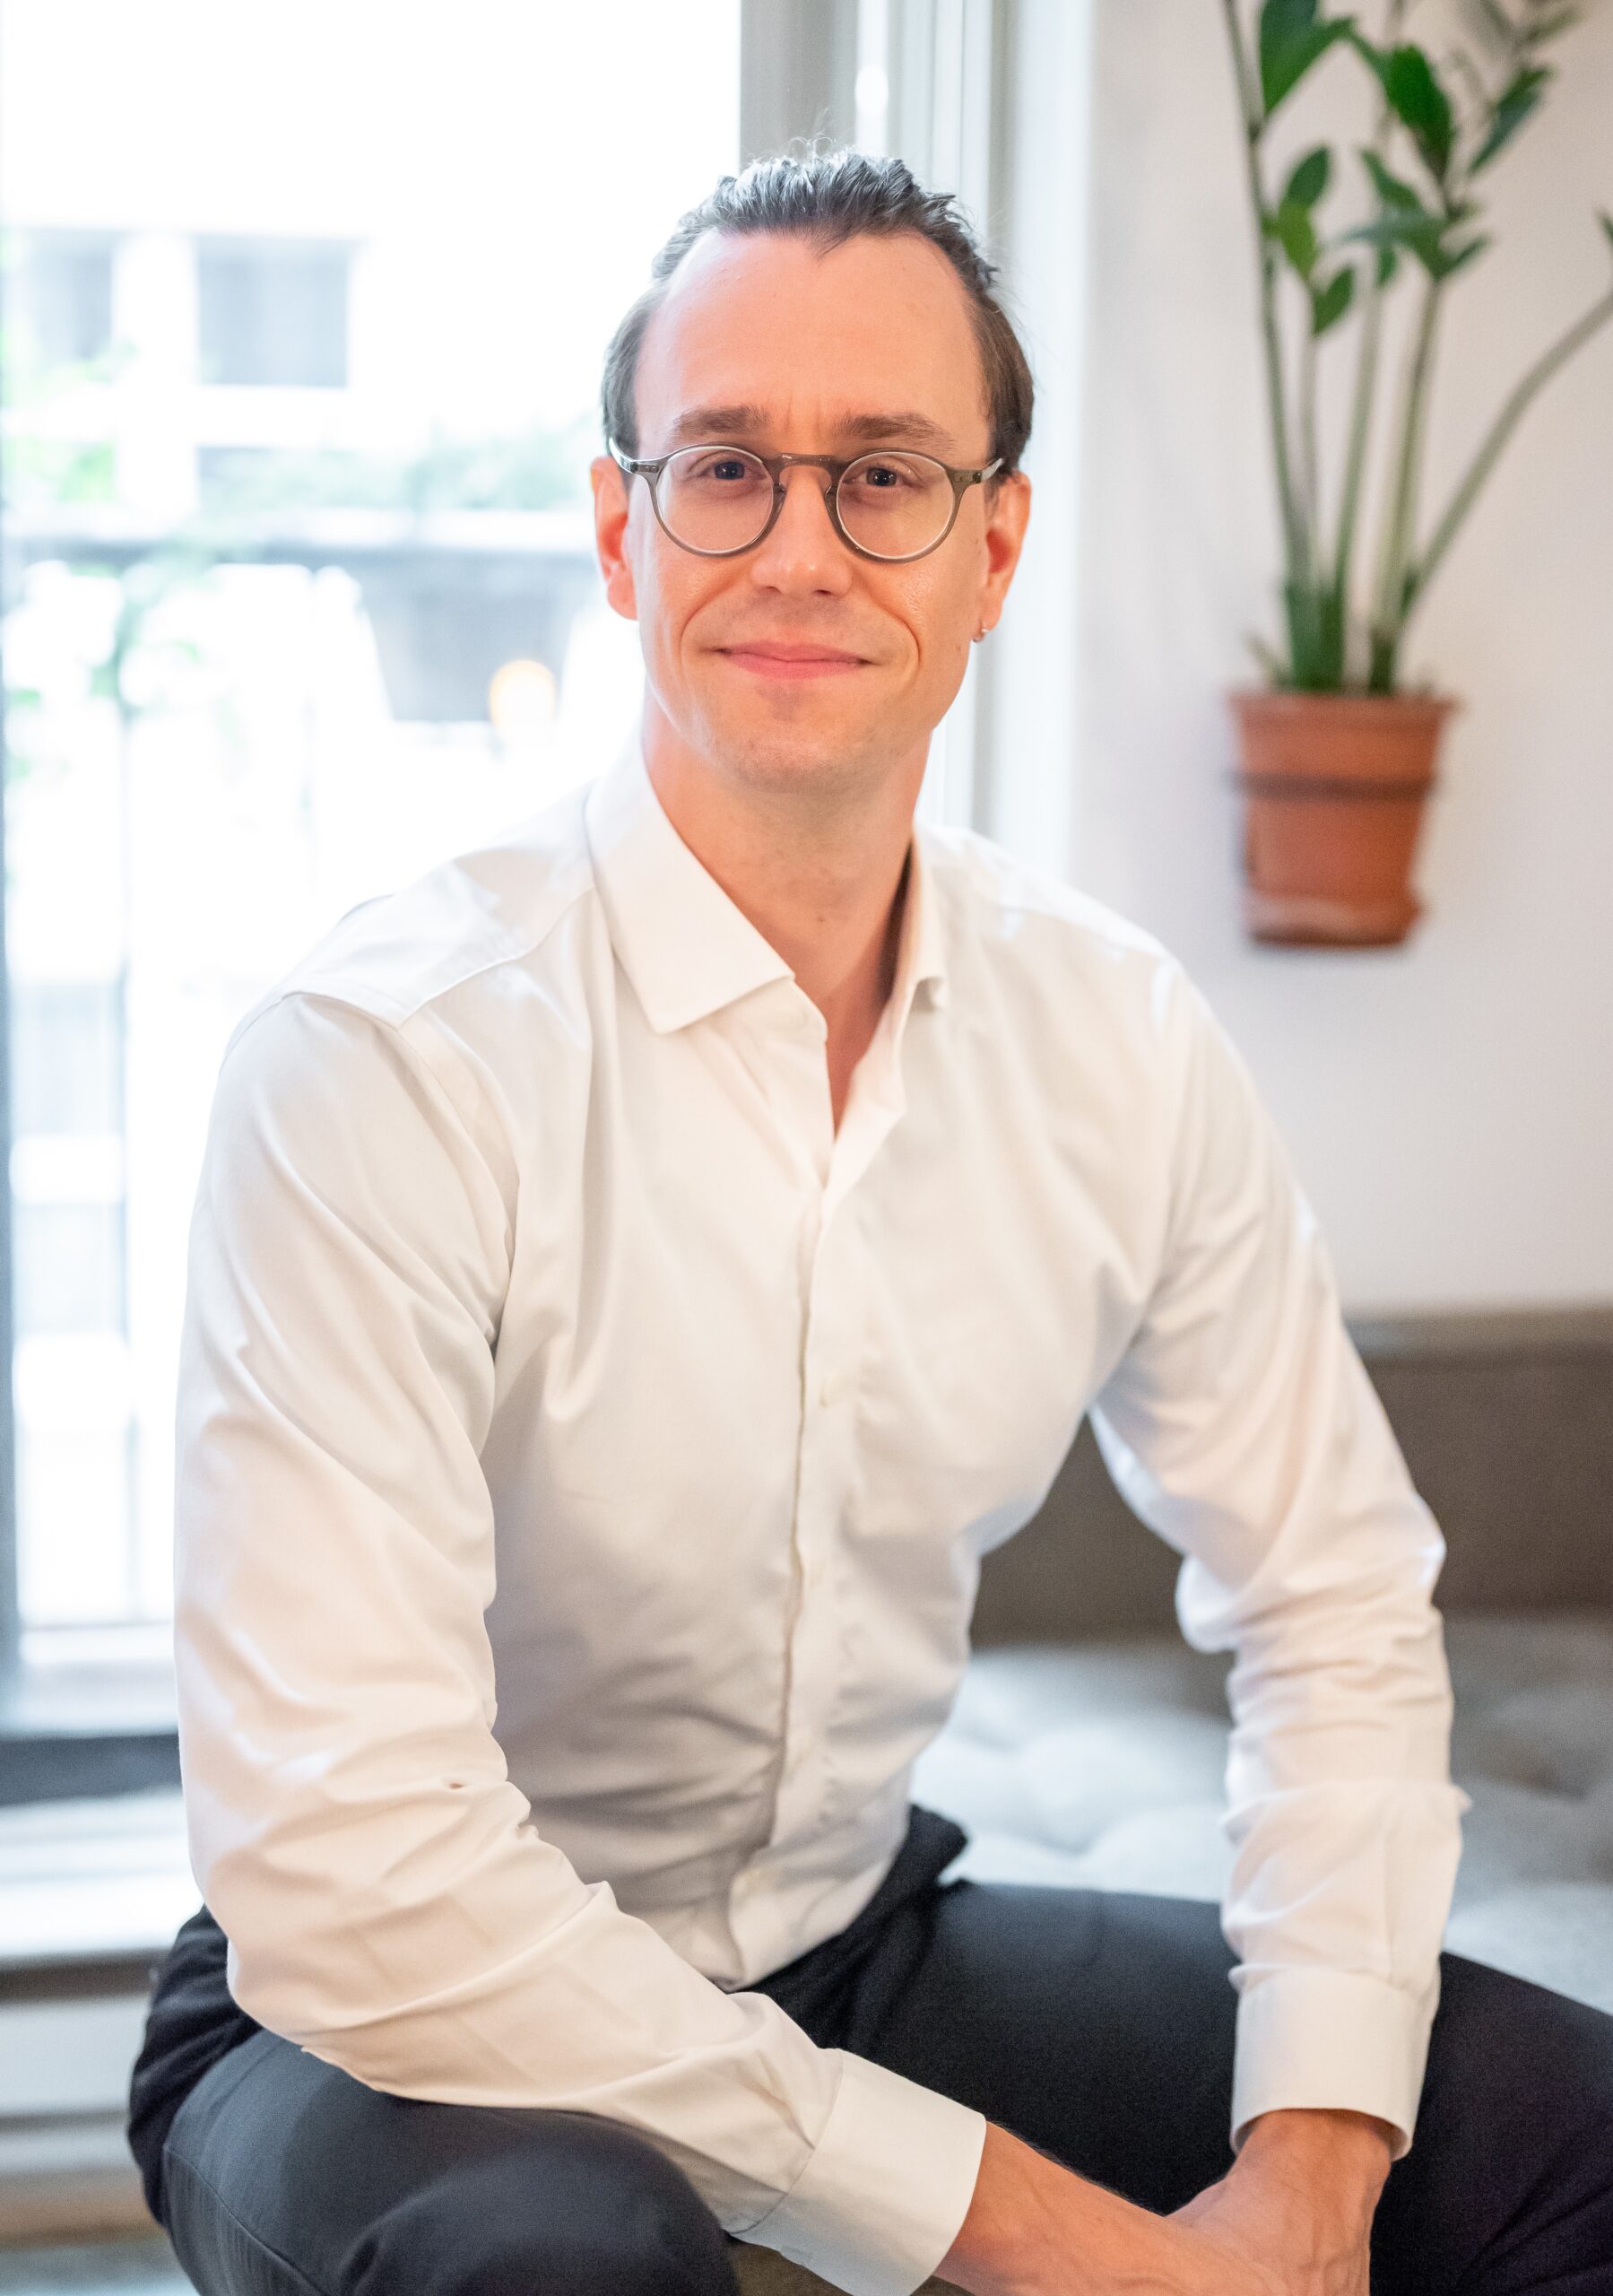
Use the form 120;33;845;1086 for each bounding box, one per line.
1229;1965;1442;2165
741;2048;987;2296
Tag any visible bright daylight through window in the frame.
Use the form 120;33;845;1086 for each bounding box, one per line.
0;0;741;1661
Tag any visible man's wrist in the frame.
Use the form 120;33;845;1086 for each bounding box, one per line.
1236;2107;1397;2198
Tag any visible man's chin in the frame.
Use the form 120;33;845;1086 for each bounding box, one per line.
696;708;883;789
718;736;882;795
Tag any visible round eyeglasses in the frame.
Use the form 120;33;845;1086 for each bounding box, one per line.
608;438;1005;564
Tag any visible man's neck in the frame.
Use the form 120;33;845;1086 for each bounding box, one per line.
641;733;920;1053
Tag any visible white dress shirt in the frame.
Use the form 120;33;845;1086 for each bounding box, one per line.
173;726;1470;2296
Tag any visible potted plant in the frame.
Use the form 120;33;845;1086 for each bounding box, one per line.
1220;0;1613;945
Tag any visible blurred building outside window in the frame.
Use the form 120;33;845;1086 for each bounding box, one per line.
196;235;351;389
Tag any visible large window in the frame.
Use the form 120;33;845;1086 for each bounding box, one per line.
0;0;741;1691
0;0;1031;1776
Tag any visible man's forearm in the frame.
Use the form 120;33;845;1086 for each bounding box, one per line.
937;2109;1398;2296
938;2122;1188;2296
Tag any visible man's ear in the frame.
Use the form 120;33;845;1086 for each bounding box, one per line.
590;455;638;622
978;468;1031;631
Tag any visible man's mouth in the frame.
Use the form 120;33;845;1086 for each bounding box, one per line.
716;643;868;681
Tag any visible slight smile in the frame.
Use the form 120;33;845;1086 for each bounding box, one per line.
717;644;868;681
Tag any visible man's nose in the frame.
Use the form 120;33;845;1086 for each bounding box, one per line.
749;465;853;587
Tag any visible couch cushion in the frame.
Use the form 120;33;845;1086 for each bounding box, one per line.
911;1611;1613;2014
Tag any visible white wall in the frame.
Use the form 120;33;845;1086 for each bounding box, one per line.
997;0;1613;1318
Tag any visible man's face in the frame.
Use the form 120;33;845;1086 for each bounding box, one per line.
591;227;1030;804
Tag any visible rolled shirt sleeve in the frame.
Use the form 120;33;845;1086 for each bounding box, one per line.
1086;967;1471;2162
172;988;984;2296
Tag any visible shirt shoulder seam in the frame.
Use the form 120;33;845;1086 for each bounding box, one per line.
217;985;519;1238
300;854;599;1033
218;849;598;1068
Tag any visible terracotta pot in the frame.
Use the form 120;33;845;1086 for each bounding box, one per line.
1227;688;1457;948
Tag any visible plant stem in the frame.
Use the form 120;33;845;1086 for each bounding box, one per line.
1333;277;1383;630
1371;270;1444;687
1299;319;1321;583
1403;281;1613;625
1219;0;1309;595
1331;0;1405;674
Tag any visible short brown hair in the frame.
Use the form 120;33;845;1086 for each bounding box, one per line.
600;141;1035;485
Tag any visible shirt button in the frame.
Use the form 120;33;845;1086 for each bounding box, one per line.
818;1369;847;1407
803;1550;826;1589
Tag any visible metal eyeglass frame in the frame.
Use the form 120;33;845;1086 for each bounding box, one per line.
607;437;1006;564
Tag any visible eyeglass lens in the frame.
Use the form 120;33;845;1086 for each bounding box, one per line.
655;447;956;558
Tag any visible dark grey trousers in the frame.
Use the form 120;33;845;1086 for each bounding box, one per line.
128;1807;1613;2294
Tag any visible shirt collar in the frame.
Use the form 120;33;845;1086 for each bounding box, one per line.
584;730;950;1037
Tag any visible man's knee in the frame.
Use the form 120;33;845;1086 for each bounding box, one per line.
1434;1949;1613;2133
338;2107;741;2296
161;2037;741;2296
1372;1952;1613;2295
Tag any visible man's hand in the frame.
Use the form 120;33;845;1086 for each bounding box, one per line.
937;2109;1395;2296
938;2121;1277;2296
1166;2109;1395;2296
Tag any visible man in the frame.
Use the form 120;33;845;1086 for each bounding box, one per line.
129;148;1613;2296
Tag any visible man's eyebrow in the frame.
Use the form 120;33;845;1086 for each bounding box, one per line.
659;404;963;455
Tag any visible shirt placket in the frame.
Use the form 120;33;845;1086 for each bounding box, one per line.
729;981;913;1972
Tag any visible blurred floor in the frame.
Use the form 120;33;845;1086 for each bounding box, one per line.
0;2240;189;2292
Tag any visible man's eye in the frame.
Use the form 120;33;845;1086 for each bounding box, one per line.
688;454;759;483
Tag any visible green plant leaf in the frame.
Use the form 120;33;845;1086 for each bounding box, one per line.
1360;147;1424;212
1427;232;1491;279
1310;265;1357;334
1470;0;1576;52
1470;0;1516;44
1357;39;1456;180
1343;210;1448;273
1274;197;1321;276
1260;0;1355;119
1389;43;1456;178
1526;7;1581;43
1284;144;1332;208
1470;64;1551;172
1244;630;1288;682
